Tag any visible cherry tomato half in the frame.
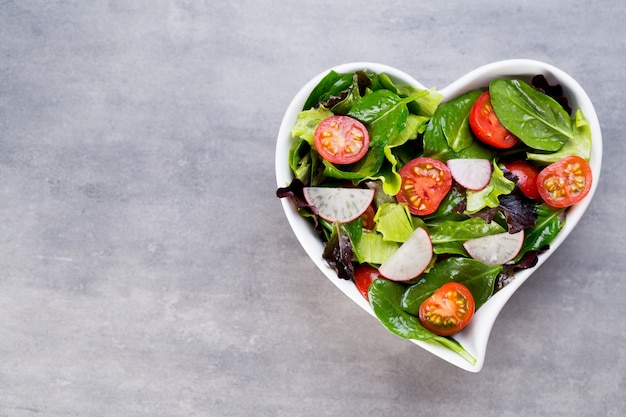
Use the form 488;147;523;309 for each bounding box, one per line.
396;157;452;216
537;155;593;208
353;264;383;301
419;282;475;336
314;115;370;165
469;91;519;149
504;160;540;200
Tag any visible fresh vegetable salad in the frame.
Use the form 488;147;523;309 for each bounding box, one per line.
276;67;593;363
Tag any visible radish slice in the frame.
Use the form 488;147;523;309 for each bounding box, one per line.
463;230;524;266
378;227;433;281
447;158;492;190
303;187;375;223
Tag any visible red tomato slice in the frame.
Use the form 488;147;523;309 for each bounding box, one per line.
419;282;475;336
353;264;383;301
537;155;593;208
504;160;540;200
469;91;519;149
314;115;370;165
396;157;452;216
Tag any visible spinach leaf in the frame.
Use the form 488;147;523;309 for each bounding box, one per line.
425;184;466;220
428;217;505;255
323;147;402;196
288;137;312;182
368;278;476;364
401;257;502;315
423;90;494;161
330;72;366;115
303;71;354;110
377;73;444;117
526;109;592;164
347;89;423;147
302;70;344;110
490;78;573;152
441;91;481;152
322;146;386;180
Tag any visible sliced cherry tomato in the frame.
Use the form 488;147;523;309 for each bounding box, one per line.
469;91;519;149
504;160;540;200
353;264;383;301
537;155;593;208
314;115;370;165
396;157;452;216
419;282;475;336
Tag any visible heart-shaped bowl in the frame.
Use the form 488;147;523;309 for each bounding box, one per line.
275;60;602;372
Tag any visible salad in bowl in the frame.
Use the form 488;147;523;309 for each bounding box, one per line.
275;60;601;372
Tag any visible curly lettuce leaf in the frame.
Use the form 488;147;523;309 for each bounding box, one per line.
374;203;415;243
352;230;400;265
291;107;334;145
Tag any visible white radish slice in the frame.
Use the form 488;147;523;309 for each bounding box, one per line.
463;230;524;266
303;187;375;223
447;158;492;190
378;227;433;281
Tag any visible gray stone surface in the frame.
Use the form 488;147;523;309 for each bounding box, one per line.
1;1;624;416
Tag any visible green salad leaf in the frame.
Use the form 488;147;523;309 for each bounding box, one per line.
352;230;400;265
374;203;415;243
423;90;494;161
401;257;502;315
527;109;592;164
368;278;476;364
303;71;354;110
291;107;334;145
490;78;573;152
428;217;506;255
377;73;443;118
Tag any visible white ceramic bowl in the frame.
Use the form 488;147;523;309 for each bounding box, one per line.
275;60;602;372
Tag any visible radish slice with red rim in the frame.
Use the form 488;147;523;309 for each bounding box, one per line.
303;187;375;223
463;230;524;266
378;227;433;281
447;158;492;191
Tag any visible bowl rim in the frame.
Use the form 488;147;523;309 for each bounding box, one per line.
275;59;602;372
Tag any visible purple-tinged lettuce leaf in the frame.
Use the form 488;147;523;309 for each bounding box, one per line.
322;222;354;280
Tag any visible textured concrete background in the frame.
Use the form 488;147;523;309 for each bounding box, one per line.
1;1;624;416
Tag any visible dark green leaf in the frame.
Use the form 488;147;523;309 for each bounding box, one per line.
303;70;345;110
322;146;386;180
490;78;573;151
423;90;494;161
369;278;476;364
348;89;416;147
401;257;502;315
